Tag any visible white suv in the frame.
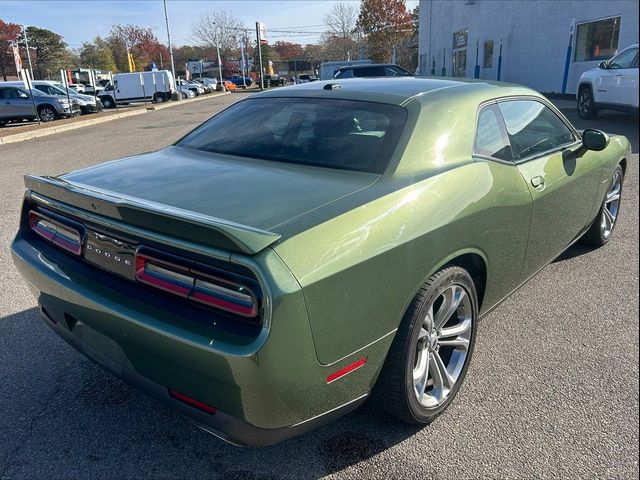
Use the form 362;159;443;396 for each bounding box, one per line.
577;43;638;119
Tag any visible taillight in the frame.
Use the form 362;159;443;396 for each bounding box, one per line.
134;249;260;319
29;210;83;255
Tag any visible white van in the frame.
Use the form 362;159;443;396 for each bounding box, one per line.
98;70;175;108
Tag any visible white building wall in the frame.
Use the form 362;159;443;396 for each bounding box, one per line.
418;0;639;94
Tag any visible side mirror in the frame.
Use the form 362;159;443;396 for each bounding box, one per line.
19;92;29;99
598;61;609;69
582;129;609;151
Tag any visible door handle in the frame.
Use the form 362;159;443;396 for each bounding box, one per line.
531;175;545;188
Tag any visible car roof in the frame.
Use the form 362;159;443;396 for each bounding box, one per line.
255;77;541;106
338;63;402;70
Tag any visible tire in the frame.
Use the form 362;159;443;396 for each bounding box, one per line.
372;267;478;424
100;97;115;109
38;105;58;122
153;93;165;103
0;120;6;128
577;85;598;119
581;165;624;246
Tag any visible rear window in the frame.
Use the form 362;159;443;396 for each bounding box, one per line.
177;97;407;173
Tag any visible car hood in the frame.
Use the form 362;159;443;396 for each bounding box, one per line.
59;146;380;232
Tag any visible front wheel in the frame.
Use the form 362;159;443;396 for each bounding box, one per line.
577;86;598;119
582;165;623;246
372;267;478;424
38;106;57;122
100;97;115;109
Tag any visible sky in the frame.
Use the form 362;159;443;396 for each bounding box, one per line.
0;0;418;49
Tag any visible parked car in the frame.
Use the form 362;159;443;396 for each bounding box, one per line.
177;86;196;99
297;74;313;83
227;75;253;88
193;78;216;93
261;74;286;87
98;70;175;108
176;79;203;96
577;43;639;118
11;78;630;446
36;81;102;114
332;63;413;79
218;80;237;92
0;81;102;115
67;83;86;93
320;60;373;80
49;82;103;114
0;83;80;125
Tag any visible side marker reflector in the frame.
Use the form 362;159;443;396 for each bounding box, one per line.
168;389;217;415
326;357;368;384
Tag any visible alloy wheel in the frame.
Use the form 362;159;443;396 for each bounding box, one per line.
601;170;622;238
413;284;473;409
39;107;56;122
578;90;591;116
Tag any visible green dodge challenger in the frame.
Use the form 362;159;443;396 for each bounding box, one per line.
11;78;629;446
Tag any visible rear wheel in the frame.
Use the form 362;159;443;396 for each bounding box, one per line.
38;105;57;122
582;165;623;246
372;267;478;424
577;85;598;119
0;120;6;127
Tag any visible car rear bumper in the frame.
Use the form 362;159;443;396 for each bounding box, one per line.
37;306;365;446
11;233;381;446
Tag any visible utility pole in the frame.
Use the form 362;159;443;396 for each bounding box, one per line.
255;22;264;90
21;25;34;80
163;0;176;81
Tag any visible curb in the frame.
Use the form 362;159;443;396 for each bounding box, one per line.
0;91;229;146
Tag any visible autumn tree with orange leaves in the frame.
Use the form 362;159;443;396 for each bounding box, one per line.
356;0;413;63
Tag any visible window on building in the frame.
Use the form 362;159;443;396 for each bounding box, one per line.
574;16;620;62
483;41;494;68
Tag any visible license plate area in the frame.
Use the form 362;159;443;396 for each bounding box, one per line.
83;229;138;280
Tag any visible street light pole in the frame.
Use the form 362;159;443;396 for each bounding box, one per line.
21;25;34;80
163;0;176;81
212;22;223;86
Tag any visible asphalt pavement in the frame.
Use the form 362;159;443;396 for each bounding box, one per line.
0;92;638;479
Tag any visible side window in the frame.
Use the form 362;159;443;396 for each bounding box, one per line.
609;48;638;69
336;69;353;79
474;104;512;161
498;100;575;160
3;88;21;99
0;88;6;100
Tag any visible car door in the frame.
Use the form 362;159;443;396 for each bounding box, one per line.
598;46;639;106
497;99;604;279
0;87;33;118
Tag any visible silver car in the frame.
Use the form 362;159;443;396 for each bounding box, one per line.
3;81;102;115
0;84;80;125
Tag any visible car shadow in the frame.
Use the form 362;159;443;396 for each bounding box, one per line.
0;307;420;479
553;242;597;263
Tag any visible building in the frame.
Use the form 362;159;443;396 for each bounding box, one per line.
418;0;639;94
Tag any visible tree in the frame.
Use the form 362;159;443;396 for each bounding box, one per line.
357;0;413;63
322;3;358;60
192;10;245;57
273;41;304;61
108;24;166;72
21;26;69;79
0;19;22;80
79;36;116;70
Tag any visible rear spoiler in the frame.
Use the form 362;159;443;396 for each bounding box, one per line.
24;175;281;255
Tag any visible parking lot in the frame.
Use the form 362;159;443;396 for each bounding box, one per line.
0;92;637;479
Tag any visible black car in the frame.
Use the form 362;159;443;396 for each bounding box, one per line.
332;63;413;79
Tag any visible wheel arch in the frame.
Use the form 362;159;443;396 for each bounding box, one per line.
619;157;627;176
415;248;489;312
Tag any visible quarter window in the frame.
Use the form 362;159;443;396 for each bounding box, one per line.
498;100;575;160
474;105;512;161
